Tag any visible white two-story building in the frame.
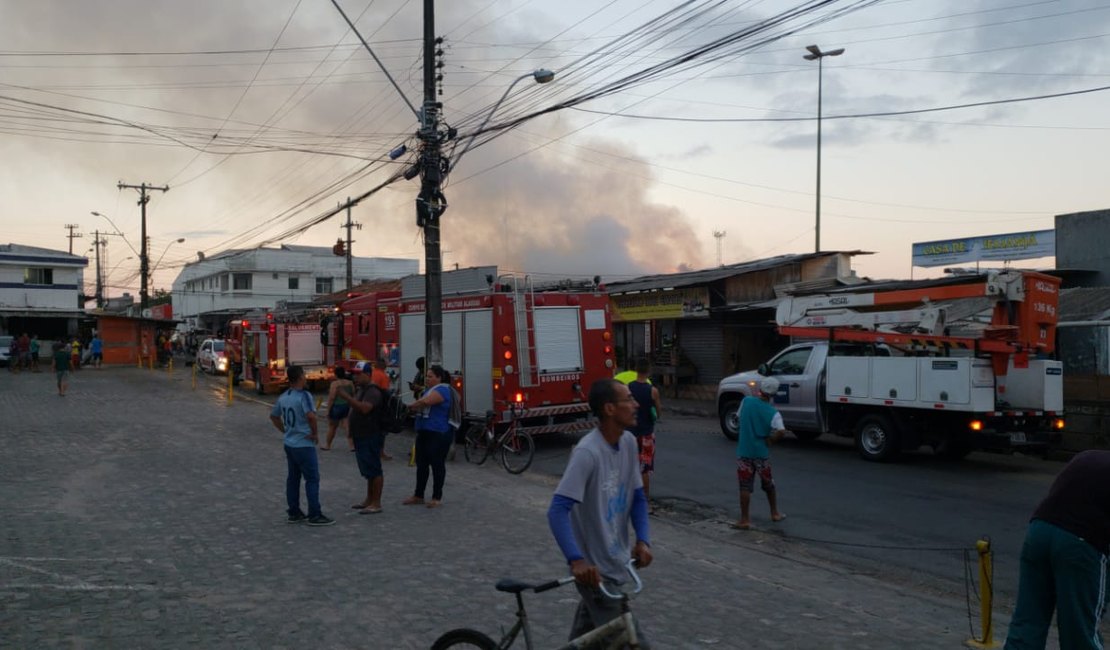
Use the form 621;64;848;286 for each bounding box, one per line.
171;244;418;331
0;243;87;338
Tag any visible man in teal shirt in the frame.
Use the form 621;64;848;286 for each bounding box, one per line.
269;365;333;526
734;377;789;530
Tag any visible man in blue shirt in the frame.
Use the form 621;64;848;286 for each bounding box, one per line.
734;377;790;531
547;379;653;647
269;365;334;526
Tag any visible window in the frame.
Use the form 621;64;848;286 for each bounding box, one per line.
233;273;252;290
315;277;333;294
272;272;279;280
24;268;53;285
288;277;299;290
220;275;229;292
769;347;813;375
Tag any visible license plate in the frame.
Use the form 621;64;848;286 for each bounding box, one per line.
1010;432;1027;444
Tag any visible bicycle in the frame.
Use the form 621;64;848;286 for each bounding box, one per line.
463;401;535;475
431;561;645;650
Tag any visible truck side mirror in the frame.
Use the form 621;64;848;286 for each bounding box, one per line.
757;363;769;376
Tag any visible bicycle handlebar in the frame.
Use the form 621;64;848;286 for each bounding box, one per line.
598;560;643;599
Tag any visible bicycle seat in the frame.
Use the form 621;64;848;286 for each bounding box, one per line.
495;578;534;594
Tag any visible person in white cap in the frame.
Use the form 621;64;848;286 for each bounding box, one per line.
733;376;790;530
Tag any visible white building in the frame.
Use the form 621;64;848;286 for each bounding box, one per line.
171;244;418;329
0;243;87;338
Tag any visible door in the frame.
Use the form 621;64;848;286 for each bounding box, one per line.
765;345;820;430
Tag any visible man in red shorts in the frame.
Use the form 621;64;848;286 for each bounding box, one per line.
734;377;790;530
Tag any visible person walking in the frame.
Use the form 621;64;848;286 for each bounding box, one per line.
29;334;41;372
403;365;453;508
320;366;354;451
337;361;385;515
269;365;334;526
627;357;662;512
18;332;31;371
733;377;789;530
89;333;102;369
547;378;653;647
1003;450;1110;649
51;342;71;396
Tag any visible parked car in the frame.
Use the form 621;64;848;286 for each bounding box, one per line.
196;339;228;374
0;335;12;367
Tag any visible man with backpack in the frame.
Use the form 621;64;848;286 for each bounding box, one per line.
338;361;386;514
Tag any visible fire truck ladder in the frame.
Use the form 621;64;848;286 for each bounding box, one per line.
507;274;538;388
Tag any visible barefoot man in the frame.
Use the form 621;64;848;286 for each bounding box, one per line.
734;377;789;530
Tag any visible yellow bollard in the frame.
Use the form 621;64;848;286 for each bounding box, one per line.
966;537;998;648
167;358;173;374
408;443;416;467
227;368;233;405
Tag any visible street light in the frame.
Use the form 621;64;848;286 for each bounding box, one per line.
803;44;844;253
152;238;186;272
103;256;134;301
90;211;140;257
451;68;556;170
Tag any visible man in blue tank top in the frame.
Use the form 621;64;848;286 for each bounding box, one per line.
627;357;661;512
734;377;789;530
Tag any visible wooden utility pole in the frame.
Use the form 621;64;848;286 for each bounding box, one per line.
64;224;83;254
117;181;169;312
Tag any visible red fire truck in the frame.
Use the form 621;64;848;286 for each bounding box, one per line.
227;308;339;394
397;269;615;436
336;291;401;371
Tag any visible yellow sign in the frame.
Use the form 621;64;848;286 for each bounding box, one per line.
610;287;709;322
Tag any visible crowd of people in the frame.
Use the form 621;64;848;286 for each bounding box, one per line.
7;332;103;375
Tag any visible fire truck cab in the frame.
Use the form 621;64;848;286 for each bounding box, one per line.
228;309;338;394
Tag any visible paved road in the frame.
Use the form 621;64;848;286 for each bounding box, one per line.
0;366;1084;648
530;410;1062;607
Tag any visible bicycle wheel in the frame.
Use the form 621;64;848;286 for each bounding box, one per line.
500;430;535;475
430;628;498;650
463;423;491;465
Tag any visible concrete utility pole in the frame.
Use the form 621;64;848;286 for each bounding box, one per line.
803;44;845;254
418;0;446;369
117;181;169;312
342;198;361;292
64;224;83;254
93;230;106;309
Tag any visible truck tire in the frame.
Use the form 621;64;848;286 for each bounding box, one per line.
719;398;741;441
854;414;900;462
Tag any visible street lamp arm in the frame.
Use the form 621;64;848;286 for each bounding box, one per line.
91;211;140;257
450;69;555;172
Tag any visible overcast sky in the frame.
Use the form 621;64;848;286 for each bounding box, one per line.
2;0;1106;297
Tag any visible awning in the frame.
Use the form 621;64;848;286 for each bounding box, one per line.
0;309;86;318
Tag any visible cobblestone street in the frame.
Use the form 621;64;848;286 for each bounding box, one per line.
1;365;1022;648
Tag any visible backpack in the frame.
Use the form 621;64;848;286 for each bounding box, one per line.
377;387;407;434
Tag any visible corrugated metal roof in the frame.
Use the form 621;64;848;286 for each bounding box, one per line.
1060;287;1110;322
605;251;868;294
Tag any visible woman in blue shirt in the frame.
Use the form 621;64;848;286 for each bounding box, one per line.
403;365;453;508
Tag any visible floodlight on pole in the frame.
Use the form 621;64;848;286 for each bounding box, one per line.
803;44;844;253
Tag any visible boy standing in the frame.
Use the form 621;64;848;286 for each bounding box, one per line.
269;365;334;526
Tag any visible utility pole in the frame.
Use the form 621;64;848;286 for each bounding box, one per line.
117;181;169;312
93;230;106;309
64;224;83;254
418;0;446;369
342;198;361;292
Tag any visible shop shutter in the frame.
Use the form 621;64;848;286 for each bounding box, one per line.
677;319;724;384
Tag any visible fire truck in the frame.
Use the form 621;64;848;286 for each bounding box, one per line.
227;308;339;394
336;291;401;371
716;270;1065;461
397;267;614;436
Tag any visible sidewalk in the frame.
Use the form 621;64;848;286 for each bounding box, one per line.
0;366;1027;648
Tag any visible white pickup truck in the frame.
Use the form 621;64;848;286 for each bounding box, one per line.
716;340;1064;461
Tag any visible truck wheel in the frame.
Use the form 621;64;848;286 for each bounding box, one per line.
854;414;900;462
793;430;822;442
719;398;741;441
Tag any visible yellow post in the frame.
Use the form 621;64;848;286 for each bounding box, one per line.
167;358;172;375
227;368;233;405
966;537;998;648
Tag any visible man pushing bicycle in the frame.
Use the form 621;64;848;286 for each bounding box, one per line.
547;378;654;648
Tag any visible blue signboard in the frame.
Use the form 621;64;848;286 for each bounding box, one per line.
911;229;1054;268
